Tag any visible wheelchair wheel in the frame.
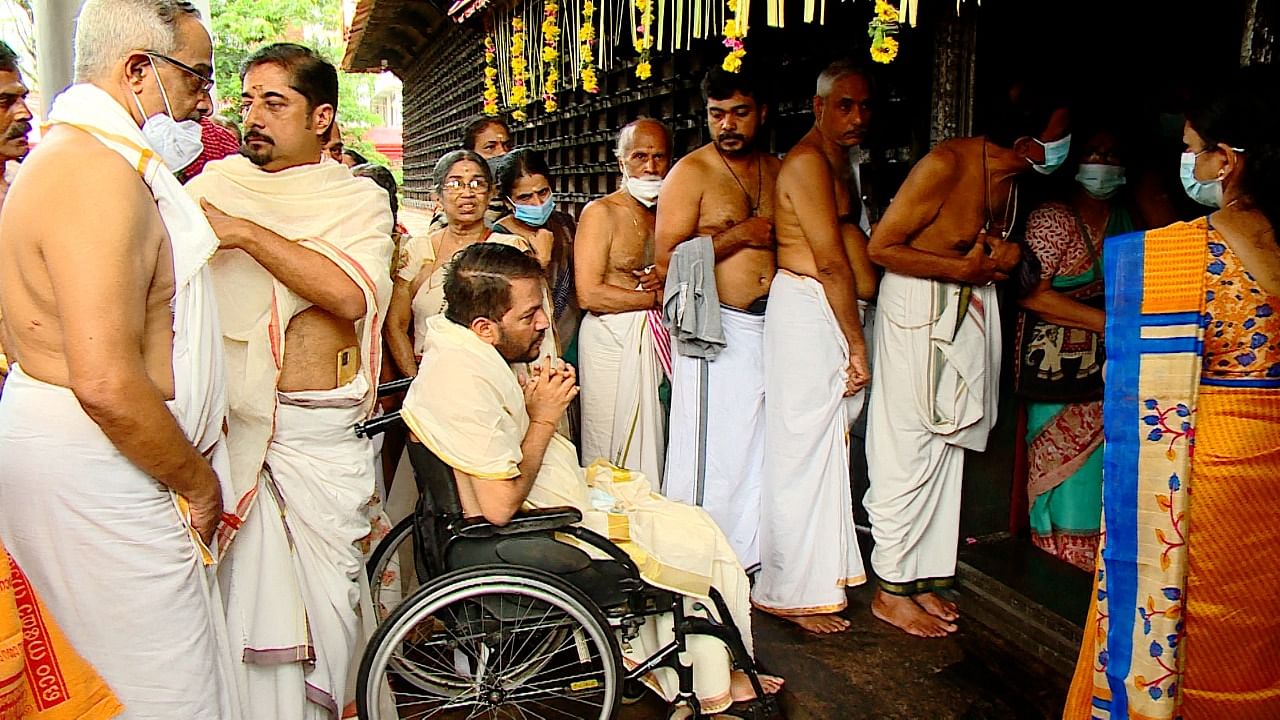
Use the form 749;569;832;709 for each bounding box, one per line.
367;516;419;623
358;565;623;720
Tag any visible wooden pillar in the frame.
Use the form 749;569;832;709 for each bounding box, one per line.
929;12;978;146
1241;0;1276;66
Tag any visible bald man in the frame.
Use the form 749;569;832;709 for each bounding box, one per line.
575;118;672;482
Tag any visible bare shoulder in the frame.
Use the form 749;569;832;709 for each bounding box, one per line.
6;127;153;239
899;142;965;193
668;144;716;180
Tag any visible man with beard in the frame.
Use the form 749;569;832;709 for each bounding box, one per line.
752;61;879;634
184;43;394;719
400;242;783;713
0;1;240;715
655;66;779;575
0;40;32;395
574;118;672;481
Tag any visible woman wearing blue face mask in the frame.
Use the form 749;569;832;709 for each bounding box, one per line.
493;148;582;365
1014;127;1149;573
1063;65;1280;720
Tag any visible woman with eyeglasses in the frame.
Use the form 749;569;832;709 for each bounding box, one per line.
492;148;582;363
385;149;552;378
1064;65;1280;720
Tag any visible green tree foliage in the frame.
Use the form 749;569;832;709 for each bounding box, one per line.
210;0;388;164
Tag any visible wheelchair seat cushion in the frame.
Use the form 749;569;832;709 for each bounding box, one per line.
446;534;632;608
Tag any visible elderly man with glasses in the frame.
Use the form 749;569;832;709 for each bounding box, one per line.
0;0;245;717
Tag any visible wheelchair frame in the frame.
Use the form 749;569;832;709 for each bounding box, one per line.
356;393;780;720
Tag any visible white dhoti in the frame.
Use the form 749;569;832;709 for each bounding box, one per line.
752;272;867;615
0;366;239;720
578;311;666;482
663;306;766;573
864;272;1001;595
220;375;377;719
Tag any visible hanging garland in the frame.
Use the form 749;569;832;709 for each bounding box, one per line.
721;0;746;73
868;0;900;64
483;30;500;115
634;0;654;79
579;1;600;93
510;16;529;120
542;0;561;111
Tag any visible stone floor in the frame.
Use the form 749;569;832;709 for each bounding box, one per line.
619;579;1070;720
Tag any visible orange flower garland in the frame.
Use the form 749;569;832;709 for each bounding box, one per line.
579;1;599;93
482;31;499;116
541;0;560;112
510;16;529;121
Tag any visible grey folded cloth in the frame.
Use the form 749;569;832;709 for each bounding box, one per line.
662;236;725;359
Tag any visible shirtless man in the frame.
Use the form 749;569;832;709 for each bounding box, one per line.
0;40;32;394
864;82;1070;637
0;1;239;716
752;61;877;634
185;43;394;718
655;66;780;573
575;118;671;481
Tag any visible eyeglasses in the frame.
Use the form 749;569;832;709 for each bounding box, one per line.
442;178;490;194
144;51;214;94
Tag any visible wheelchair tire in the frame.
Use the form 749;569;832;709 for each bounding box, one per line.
357;564;623;720
366;516;418;624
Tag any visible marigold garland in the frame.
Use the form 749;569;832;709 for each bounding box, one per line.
579;1;599;93
510;16;529;121
482;32;499;116
720;0;746;73
868;0;900;64
633;0;654;80
541;0;560;112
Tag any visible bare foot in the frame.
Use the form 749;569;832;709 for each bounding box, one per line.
775;611;851;634
871;589;957;637
729;670;784;702
914;591;959;622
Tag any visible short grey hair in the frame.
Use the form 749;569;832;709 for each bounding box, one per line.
816;59;871;98
433;149;492;192
73;0;202;83
614;118;672;159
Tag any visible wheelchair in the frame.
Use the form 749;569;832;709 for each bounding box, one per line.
355;380;781;720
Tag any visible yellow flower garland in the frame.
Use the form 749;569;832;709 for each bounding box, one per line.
482;32;499;116
542;0;560;112
580;1;599;93
634;0;654;80
868;0;901;64
721;0;746;73
510;16;529;121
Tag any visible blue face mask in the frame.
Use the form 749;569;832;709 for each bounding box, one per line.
1180;151;1222;208
1029;134;1072;175
512;193;555;227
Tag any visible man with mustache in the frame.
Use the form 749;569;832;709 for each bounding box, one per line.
184;43;394;719
752;60;880;634
0;40;32;396
574;118;672;482
655;66;780;576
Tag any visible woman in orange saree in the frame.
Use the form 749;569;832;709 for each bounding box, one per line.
1064;66;1280;720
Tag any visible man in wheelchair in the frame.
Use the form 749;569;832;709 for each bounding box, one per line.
397;242;783;715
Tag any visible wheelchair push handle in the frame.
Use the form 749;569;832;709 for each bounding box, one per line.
376;376;415;397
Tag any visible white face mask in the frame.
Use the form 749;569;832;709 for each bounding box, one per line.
624;172;663;207
1075;163;1127;200
131;65;204;171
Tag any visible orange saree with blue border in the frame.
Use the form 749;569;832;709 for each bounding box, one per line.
1064;218;1280;719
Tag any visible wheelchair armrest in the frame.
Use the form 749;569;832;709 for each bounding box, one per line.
454;506;583;539
563;526;641;578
